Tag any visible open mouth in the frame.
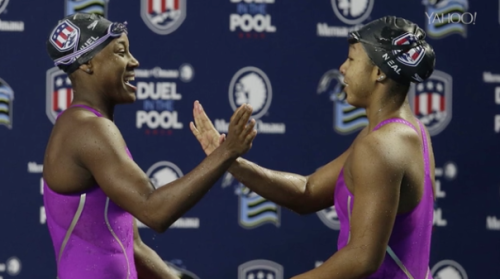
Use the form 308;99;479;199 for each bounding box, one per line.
124;76;137;91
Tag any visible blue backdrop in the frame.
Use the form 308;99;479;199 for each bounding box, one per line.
0;0;499;278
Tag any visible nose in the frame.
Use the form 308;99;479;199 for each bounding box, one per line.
339;60;347;75
129;53;140;68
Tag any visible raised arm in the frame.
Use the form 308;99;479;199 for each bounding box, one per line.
190;101;368;214
77;104;256;233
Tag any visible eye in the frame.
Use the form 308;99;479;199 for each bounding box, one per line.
117;50;126;57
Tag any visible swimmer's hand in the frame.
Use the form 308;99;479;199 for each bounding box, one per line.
190;100;236;156
220;102;257;157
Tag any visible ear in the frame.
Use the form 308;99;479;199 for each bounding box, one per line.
375;68;386;82
79;62;93;74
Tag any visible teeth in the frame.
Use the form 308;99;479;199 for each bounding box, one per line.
129;77;135;81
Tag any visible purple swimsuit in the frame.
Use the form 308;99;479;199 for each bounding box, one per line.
334;118;434;279
43;105;137;279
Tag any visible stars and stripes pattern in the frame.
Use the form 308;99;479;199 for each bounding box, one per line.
50;21;79;51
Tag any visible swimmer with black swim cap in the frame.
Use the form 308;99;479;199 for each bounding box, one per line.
191;16;438;278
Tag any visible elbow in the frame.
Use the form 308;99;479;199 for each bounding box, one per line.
357;253;384;277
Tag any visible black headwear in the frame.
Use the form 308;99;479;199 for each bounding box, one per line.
46;13;128;74
349;16;436;84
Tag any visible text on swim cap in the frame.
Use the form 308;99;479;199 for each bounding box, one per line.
382;53;401;75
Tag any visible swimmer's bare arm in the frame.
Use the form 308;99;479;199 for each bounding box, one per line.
133;220;179;279
291;132;406;279
190;101;368;214
77;104;256;233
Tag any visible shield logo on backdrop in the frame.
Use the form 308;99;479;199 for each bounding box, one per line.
46;67;74;124
409;70;452;136
141;0;187;35
65;0;108;17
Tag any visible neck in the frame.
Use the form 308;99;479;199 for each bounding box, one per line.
365;87;412;131
72;89;115;120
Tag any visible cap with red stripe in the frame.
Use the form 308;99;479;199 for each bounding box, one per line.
46;13;128;74
348;16;436;84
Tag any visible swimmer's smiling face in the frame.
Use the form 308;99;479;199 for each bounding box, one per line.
87;33;140;104
339;42;379;108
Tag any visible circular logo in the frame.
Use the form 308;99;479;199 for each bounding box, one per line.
6;257;21;276
431;260;468;279
179;64;194;82
229;66;272;120
0;0;10;14
331;0;374;25
316;205;340;230
146;161;184;188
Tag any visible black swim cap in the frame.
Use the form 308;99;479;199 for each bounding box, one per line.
348;16;436;84
46;13;128;74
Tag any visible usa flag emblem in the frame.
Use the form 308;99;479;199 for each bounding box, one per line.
50;20;80;52
46;67;74;124
409;70;453;136
392;33;426;67
141;0;186;35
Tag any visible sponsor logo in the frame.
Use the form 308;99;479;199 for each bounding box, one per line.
317;69;367;134
137;161;200;229
409;70;453;136
431;260;468;279
482;72;500;133
316;205;340;230
317;0;374;37
392;33;426;67
0;0;24;32
165;260;200;279
0;77;14;129
238;259;283;279
423;0;471;39
433;161;457;227
222;173;280;229
134;65;194;135
65;0;108;17
0;257;21;276
141;0;186;35
230;0;276;39
49;20;80;52
46;67;74;124
215;66;285;134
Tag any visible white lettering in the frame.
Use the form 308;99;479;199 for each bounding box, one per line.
435;180;446;198
215;119;285;134
136;82;182;100
230;14;276;32
382;53;390;61
27;162;43;173
434;208;447;226
316;23;362;37
136;111;183;129
483;72;500;83
487;216;500;230
0;19;24;32
495;115;500;133
40;206;46;225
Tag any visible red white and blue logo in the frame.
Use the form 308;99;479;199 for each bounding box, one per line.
409;70;452;136
49;20;80;52
46;67;74;124
392;33;426;67
141;0;186;35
